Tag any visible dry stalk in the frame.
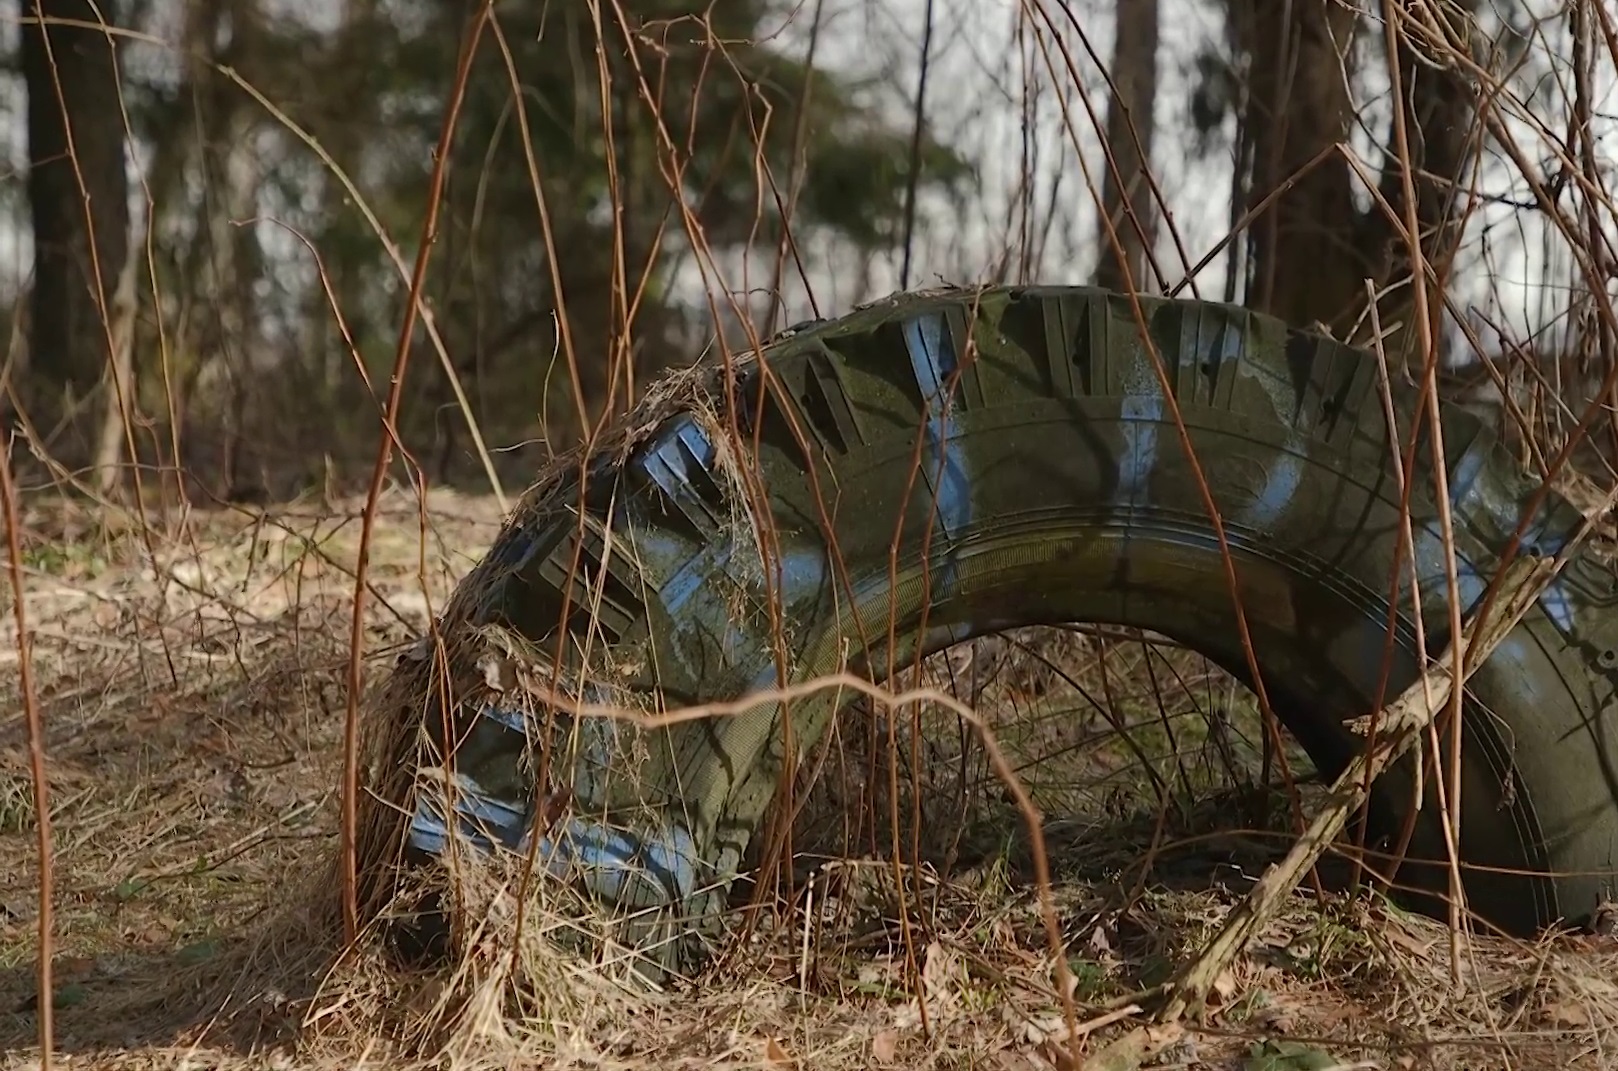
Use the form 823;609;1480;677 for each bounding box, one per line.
1;434;53;1069
1078;1022;1186;1071
340;0;494;943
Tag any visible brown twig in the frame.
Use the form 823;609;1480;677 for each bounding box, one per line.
1380;0;1474;982
1;434;53;1070
339;0;494;944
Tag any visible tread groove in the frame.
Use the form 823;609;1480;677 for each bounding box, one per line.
800;345;866;455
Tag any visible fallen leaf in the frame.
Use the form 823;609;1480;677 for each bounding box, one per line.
1251;996;1294;1033
1019;1010;1071;1045
129;921;172;947
871;1029;898;1063
1541;1000;1590;1029
893;999;924;1032
919;941;964;1020
478;653;517;693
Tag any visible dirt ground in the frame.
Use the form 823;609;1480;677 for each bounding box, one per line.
2;487;1615;1071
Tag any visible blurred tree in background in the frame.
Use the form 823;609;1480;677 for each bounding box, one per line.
1214;0;1484;347
2;0;970;497
19;0;131;487
0;0;1608;501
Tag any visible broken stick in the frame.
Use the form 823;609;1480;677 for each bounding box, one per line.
1157;548;1566;1022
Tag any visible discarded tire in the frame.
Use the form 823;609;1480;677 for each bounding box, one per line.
361;286;1618;972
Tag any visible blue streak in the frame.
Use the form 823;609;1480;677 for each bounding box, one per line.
1244;448;1303;528
904;313;972;591
1116;394;1162;509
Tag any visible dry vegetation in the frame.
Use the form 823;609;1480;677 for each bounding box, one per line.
6;0;1618;1067
2;489;1616;1071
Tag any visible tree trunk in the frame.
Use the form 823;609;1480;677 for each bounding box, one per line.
1235;0;1375;332
91;234;140;496
1233;0;1481;358
1093;0;1162;294
22;0;130;465
1361;0;1483;369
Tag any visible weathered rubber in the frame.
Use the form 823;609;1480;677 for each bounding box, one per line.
366;286;1618;972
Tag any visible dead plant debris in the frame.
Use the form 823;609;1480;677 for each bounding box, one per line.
1;492;1614;1071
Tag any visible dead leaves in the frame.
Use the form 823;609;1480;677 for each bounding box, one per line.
762;1035;795;1068
1535;972;1618;1031
893;941;969;1031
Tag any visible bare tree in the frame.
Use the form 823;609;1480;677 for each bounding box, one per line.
1094;0;1162;293
1235;0;1372;330
1233;0;1479;352
21;0;131;470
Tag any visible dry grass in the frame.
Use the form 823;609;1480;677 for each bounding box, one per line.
2;490;1616;1071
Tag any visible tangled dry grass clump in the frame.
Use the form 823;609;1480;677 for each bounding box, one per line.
1;488;1616;1071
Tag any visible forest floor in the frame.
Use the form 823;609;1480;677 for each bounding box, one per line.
1;488;1616;1071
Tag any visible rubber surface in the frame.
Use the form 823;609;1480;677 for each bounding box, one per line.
371;286;1618;971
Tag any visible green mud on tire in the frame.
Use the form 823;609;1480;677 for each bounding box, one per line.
363;286;1618;971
